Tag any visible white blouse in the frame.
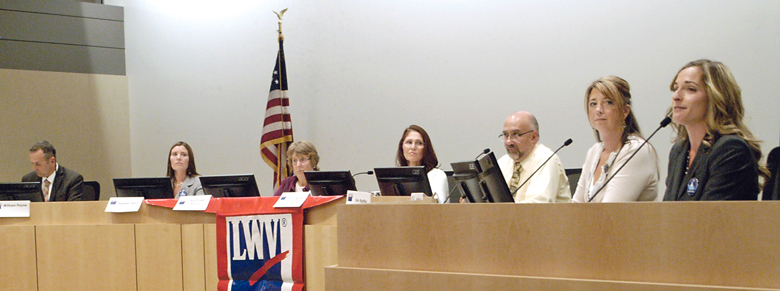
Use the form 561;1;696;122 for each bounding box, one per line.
572;135;659;202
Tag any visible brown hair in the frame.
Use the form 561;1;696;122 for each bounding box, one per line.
166;141;199;178
396;125;440;173
30;140;56;160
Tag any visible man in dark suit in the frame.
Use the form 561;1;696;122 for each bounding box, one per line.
21;141;83;201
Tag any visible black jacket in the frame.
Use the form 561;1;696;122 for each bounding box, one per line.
22;165;84;201
664;135;759;201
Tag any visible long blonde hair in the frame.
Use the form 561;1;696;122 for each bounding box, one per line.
667;59;768;182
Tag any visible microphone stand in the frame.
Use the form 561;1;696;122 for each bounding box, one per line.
352;170;374;178
587;117;671;202
511;138;573;198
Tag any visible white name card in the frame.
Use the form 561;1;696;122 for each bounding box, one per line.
411;192;425;201
173;195;212;211
346;191;372;204
0;201;31;217
274;192;309;208
105;197;144;213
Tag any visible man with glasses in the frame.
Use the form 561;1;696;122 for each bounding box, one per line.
498;111;570;203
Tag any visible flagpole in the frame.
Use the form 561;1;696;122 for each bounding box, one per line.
274;8;287;41
274;8;290;188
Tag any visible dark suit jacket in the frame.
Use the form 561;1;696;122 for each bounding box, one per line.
22;165;84;201
664;135;759;201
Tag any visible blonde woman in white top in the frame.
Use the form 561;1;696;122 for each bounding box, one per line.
572;76;659;202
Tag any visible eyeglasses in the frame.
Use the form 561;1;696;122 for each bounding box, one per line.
499;130;534;141
291;157;310;165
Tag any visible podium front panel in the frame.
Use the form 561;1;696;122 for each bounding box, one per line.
335;202;780;289
135;223;184;290
36;224;137;291
0;225;37;291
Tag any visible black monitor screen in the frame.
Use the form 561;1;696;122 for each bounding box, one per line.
451;151;514;203
374;166;432;196
0;182;44;202
200;174;260;198
304;171;356;196
475;152;514;203
113;177;174;199
450;161;486;203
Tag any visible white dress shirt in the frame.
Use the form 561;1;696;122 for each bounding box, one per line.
42;163;59;201
498;144;571;203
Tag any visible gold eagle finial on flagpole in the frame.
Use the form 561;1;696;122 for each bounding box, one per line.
274;8;287;41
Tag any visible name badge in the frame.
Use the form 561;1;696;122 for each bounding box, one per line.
686;178;699;196
173;195;212;211
0;201;31;217
105;197;144;213
274;192;309;208
346;190;371;204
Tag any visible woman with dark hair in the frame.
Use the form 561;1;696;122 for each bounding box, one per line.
274;141;320;196
572;76;659;202
664;59;767;201
396;125;449;203
167;141;204;198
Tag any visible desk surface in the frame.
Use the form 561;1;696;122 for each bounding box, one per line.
0;200;215;225
335;201;780;289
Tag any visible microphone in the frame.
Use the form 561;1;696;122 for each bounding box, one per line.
587;116;671;202
511;138;573;198
475;148;490;160
442;184;462;203
352;170;374;177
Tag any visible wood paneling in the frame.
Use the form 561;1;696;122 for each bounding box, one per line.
36;224;137;291
335;202;780;289
135;224;184;291
325;266;777;291
0;225;38;291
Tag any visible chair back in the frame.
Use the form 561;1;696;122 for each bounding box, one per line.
82;181;101;201
564;168;582;197
763;147;780;200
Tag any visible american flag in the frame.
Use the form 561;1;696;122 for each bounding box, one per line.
259;38;293;189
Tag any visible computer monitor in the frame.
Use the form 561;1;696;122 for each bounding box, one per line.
0;182;44;202
199;174;260;198
113;177;174;199
443;170;463;203
374;166;432;196
450;151;514;203
304;171;356;196
475;152;514;202
450;161;486;203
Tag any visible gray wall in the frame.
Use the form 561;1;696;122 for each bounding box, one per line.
0;0;129;199
108;0;780;197
0;0;125;75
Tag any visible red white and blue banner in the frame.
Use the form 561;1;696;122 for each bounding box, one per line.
214;196;340;291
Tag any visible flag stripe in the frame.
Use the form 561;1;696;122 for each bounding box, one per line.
260;38;294;189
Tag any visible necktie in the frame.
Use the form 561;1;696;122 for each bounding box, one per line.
43;179;51;202
509;162;523;196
